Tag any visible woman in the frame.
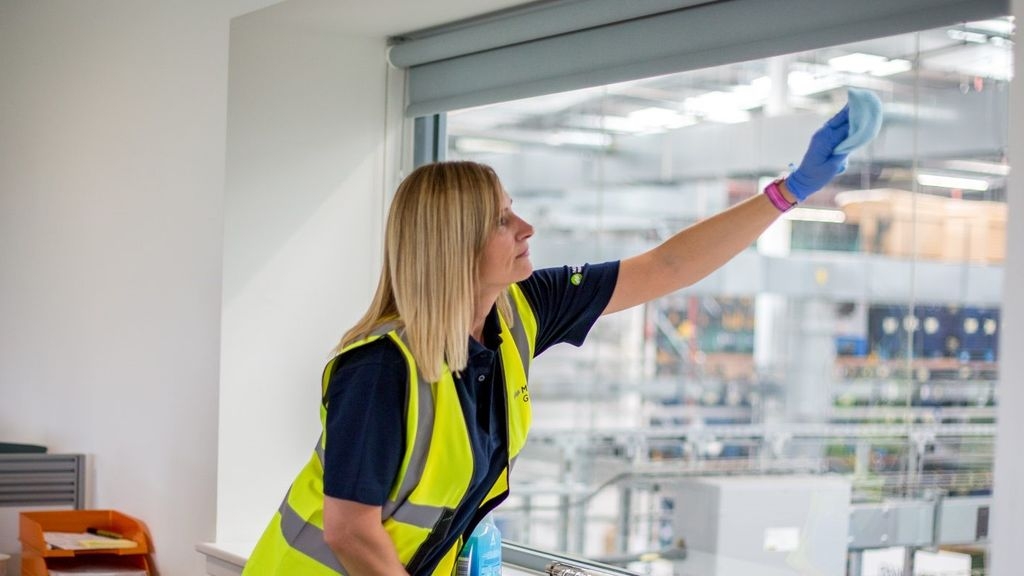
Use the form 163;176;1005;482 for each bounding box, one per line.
243;105;853;576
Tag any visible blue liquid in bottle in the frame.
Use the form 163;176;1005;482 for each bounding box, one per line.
457;515;502;576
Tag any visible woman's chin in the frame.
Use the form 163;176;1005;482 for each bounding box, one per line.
515;260;534;280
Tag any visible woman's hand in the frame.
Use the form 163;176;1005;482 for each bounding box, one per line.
784;106;850;201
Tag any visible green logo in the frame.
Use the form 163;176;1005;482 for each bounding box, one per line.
570;272;583;286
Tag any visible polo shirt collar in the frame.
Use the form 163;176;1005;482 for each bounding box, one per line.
469;305;504;356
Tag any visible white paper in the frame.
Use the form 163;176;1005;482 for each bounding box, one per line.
43;532;138;551
48;565;147;569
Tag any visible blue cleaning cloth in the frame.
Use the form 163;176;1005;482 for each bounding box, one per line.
833;88;883;154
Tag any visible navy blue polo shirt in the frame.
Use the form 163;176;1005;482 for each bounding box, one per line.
322;261;619;574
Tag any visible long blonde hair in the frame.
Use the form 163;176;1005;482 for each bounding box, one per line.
337;161;511;381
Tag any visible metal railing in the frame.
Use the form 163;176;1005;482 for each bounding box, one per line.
502;541;642;576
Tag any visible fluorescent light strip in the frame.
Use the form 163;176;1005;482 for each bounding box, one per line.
964;18;1015;37
940;160;1011;176
870;59;912;77
784;207;847;223
544;131;613;148
916;173;990;191
829;52;888;74
454;137;522;154
947;29;989;43
827;52;913;77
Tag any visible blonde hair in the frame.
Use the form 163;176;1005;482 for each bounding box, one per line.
337;161;512;381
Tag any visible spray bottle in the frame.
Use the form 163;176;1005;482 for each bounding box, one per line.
457;514;502;576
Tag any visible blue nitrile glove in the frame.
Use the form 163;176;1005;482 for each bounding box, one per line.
784;105;850;201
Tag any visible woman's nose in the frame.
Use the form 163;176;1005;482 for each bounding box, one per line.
518;218;534;240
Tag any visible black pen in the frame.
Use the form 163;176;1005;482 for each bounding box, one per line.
86;527;124;539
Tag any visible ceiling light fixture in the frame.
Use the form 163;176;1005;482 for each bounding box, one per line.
939;159;1011;176
787;70;842;96
964;18;1015;37
628;107;679;124
828;53;912;77
947;29;989;43
544;131;614;148
783;207;847;223
627;107;696;131
869;59;913;76
916;173;990;191
683;92;753;123
453;137;522;155
828;52;888;73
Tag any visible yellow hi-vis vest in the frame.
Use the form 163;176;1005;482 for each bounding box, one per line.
242;285;537;576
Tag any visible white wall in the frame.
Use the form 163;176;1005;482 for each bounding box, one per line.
991;0;1024;572
0;1;276;574
0;0;533;571
216;3;407;544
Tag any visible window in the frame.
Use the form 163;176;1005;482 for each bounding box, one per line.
444;19;1012;575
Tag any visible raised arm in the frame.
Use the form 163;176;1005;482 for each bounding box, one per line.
604;106;852;316
605;182;793;315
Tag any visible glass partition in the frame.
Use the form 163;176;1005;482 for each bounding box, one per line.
445;18;1011;576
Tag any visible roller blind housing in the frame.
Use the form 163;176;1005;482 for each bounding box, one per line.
391;0;1009;117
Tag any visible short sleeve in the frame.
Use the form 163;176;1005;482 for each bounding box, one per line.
322;339;407;505
516;261;620;356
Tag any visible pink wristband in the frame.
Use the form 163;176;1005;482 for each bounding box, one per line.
764;179;796;213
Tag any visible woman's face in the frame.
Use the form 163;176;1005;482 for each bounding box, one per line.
479;193;534;290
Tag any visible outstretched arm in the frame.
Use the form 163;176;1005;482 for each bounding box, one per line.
603;106;851;316
604;182;795;315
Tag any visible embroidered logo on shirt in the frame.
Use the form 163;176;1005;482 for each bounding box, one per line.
569;265;583;286
513;384;530;403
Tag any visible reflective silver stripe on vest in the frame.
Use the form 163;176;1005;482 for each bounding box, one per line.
370;320;401;337
506;298;531;473
316;433;325;465
389;499;449;527
278;490;347;574
381;330;443;529
506;299;532;378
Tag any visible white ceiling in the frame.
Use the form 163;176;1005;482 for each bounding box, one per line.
234;0;539;37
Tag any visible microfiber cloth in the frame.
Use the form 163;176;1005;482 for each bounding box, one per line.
834;88;883;154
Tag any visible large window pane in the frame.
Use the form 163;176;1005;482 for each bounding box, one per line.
446;18;1011;576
